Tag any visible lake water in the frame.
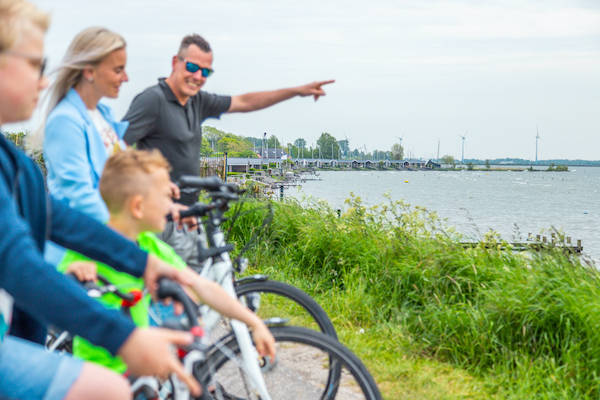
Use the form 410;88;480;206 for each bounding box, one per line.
286;167;600;263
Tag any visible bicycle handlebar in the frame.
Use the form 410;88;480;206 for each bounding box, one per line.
156;278;200;328
177;175;240;194
75;274;135;302
165;202;217;222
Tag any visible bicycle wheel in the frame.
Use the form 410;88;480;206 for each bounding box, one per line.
235;279;337;339
195;326;382;400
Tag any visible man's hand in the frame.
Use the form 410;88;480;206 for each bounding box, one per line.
296;80;335;101
169;181;181;200
168;203;198;230
118;327;201;396
66;261;97;282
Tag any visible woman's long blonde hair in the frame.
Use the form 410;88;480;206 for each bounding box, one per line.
28;26;126;150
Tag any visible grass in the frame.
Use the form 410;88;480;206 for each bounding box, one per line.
224;195;600;399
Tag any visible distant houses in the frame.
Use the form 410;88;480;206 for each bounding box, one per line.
292;158;441;170
256;148;286;159
210;153;443;174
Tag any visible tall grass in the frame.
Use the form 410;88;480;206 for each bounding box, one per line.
227;196;600;398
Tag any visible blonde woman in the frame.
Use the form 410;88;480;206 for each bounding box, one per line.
43;27;129;224
41;27;129;266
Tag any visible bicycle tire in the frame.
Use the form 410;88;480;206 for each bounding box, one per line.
235;279;337;339
195;326;382;400
235;279;341;398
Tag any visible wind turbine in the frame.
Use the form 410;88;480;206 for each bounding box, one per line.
459;134;466;164
535;126;540;163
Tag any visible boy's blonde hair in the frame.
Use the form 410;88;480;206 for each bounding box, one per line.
100;149;170;213
0;0;49;53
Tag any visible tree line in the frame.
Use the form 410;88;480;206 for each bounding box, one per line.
201;126;405;160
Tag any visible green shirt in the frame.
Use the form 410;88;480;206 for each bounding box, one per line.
58;231;186;373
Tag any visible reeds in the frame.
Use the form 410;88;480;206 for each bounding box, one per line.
227;196;600;398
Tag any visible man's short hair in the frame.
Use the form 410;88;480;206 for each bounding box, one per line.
100;149;170;213
0;0;49;53
177;33;211;57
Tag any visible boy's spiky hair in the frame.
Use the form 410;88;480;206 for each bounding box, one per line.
0;0;49;53
100;149;170;213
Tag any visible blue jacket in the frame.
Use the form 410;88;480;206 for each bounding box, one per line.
44;88;129;222
0;132;145;355
43;89;128;264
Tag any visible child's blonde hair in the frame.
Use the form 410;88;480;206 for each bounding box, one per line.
100;149;170;213
0;0;49;53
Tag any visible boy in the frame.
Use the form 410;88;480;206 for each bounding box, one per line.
60;148;275;372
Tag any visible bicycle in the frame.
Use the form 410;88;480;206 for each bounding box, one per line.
49;273;381;398
168;176;343;398
157;277;383;400
174;176;337;339
46;274;139;354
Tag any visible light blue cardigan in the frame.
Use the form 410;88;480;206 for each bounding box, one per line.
43;88;128;263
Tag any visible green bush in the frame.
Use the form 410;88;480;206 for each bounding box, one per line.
227;196;600;397
4;131;46;176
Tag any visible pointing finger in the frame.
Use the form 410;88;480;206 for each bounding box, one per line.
317;79;335;86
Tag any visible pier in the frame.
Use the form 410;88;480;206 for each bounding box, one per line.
460;234;583;254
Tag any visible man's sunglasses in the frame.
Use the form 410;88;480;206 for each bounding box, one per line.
181;59;213;78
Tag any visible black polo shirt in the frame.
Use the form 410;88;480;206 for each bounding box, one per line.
123;78;231;204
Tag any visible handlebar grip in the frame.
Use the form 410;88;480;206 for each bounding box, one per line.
179;203;216;218
177;175;241;194
207;191;239;201
166;202;216;222
177;176;223;190
156;278;199;326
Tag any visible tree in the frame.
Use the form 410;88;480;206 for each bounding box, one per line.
200;126;258;157
202;126;223;151
266;135;280;148
293;138;306;149
337;139;349;158
441;155;455;167
485;159;491;169
390;143;404;160
316;132;340;159
200;139;213;156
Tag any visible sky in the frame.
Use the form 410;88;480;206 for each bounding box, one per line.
12;0;600;160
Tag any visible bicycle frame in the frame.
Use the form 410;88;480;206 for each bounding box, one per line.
193;219;273;399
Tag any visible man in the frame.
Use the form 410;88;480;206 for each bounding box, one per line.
0;0;200;397
124;33;334;264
